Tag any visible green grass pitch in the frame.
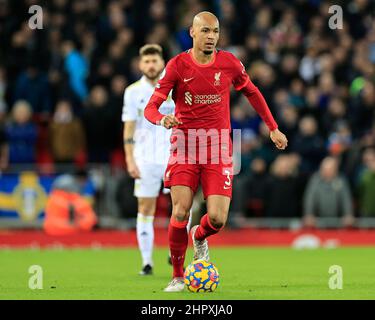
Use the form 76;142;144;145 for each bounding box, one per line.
1;247;375;300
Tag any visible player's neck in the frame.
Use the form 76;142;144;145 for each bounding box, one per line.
145;77;158;87
191;47;215;65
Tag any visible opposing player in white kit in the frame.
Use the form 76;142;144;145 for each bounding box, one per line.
122;44;175;275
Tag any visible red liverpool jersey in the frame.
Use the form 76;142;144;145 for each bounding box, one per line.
144;49;278;134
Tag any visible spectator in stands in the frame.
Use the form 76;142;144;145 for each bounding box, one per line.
278;105;299;143
299;46;320;83
231;101;261;135
288;78;305;109
5;100;37;164
234;157;269;218
249;62;276;107
291;116;326;174
357;148;375;216
82;86;115;163
318;72;336;110
175;13;194;52
303;157;354;227
252;6;272;47
302;86;320;120
264;154;302;218
327;121;353;159
280;55;301;89
323;98;350;137
244;33;263;63
108;75;128;150
13;64;51;117
61;41;89;103
352;80;375;137
269;8;302;50
49;100;86;163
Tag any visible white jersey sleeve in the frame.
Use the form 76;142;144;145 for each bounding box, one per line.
122;87;137;122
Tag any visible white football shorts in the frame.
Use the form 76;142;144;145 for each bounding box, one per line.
134;162;169;198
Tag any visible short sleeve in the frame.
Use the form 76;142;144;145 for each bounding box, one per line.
122;87;137;122
153;58;178;100
231;56;250;91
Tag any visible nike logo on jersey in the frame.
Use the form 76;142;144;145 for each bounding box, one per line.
184;77;194;82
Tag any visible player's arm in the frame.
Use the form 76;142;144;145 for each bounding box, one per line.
122;89;140;179
144;59;182;129
232;58;288;150
123;121;140;179
241;81;288;150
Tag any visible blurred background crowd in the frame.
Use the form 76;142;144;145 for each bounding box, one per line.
0;0;374;227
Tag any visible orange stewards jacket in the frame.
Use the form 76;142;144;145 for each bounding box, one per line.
43;190;97;236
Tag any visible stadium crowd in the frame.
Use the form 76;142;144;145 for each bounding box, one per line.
0;0;374;224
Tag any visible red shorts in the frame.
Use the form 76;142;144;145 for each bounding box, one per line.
163;161;234;199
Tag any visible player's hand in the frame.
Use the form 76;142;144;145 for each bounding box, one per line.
160;114;182;129
270;129;288;150
126;159;141;179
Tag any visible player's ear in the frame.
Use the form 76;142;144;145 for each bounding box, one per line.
189;26;194;38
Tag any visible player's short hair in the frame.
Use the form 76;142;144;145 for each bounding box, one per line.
139;44;163;58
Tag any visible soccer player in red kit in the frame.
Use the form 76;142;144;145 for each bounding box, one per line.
144;11;288;292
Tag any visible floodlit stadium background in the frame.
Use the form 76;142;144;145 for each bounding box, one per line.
0;0;375;246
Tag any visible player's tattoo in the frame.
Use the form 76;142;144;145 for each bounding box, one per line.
123;138;135;145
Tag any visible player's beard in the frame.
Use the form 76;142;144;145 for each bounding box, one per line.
145;69;161;82
203;50;213;55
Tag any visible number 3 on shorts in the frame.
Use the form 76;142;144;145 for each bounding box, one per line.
223;169;231;190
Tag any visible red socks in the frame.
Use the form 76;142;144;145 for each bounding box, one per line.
194;214;222;241
169;214;223;278
168;217;188;278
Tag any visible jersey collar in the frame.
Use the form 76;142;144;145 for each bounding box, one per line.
140;75;156;89
188;48;217;67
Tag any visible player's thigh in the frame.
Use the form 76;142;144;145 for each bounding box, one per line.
206;195;231;228
170;185;194;221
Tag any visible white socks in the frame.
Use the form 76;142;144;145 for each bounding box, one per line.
136;213;154;267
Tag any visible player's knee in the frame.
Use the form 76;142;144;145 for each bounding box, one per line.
172;202;190;221
139;205;154;215
208;215;226;229
138;200;156;215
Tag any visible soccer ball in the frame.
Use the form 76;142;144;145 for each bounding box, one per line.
184;260;219;292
